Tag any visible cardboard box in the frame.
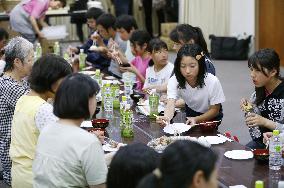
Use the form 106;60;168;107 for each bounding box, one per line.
39;38;57;55
161;22;177;37
160;36;175;51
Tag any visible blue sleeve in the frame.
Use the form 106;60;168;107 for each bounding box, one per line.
77;39;93;54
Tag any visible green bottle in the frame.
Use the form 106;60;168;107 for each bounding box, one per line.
54;41;60;55
35;42;42;61
255;180;264;188
94;69;102;87
121;104;134;138
149;89;159;119
120;96;127;115
79;49;86;71
112;83;120;109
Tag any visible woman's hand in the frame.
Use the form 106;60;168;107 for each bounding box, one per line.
156;116;170;126
263;132;273;144
186;117;197;126
245;113;268;127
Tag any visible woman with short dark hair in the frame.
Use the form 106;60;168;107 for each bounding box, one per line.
33;73;107;188
0;36;33;186
9;54;72;188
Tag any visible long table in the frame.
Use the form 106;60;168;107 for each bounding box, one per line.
95;103;284;188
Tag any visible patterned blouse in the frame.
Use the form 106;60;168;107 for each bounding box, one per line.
0;75;30;138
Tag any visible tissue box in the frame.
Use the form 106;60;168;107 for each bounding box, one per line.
161;22;177;37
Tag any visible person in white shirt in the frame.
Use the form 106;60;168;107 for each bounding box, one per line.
143;38;173;94
157;44;225;126
33;73;107;188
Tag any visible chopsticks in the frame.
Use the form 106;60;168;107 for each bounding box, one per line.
190;120;222;127
153;114;168;125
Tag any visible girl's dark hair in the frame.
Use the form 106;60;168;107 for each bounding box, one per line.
107;143;159;188
137;140;218;188
248;48;281;105
176;24;209;56
129;30;151;50
29;54;72;93
115;15;138;33
53;73;100;119
169;28;179;43
147;38;168;66
174;44;207;89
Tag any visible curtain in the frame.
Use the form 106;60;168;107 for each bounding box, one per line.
179;0;230;50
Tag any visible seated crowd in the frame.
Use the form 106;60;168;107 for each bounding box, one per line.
0;6;283;188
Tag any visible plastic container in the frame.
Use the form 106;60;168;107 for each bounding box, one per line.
269;130;282;170
104;83;113;118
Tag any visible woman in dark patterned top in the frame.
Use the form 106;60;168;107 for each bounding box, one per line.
240;48;284;149
0;37;33;185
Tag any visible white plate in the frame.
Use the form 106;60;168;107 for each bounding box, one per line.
224;150;253;160
163;123;191;135
202;136;227;145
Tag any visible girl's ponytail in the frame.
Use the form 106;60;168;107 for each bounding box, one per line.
194;27;209;56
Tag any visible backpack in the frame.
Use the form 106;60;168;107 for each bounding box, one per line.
209;35;251;60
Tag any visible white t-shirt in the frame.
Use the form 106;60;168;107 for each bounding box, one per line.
33;123;108;188
125;40;135;62
143;62;174;89
167;73;225;113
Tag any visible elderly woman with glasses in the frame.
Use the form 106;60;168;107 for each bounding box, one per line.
0;36;34;186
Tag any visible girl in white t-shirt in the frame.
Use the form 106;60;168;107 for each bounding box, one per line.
157;44;225;126
143;38;174;94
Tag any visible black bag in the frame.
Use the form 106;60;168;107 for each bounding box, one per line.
209;35;251;60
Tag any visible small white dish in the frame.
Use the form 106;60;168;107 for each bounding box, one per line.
202;136;227;145
163;123;191;135
102;143;126;152
80;121;92;128
80;70;96;75
224;150;253;160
